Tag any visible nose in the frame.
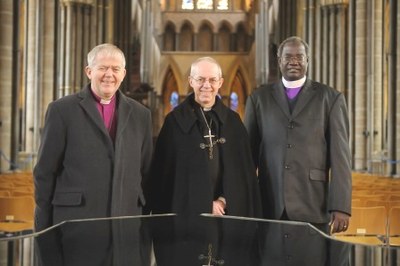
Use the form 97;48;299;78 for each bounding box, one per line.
202;79;212;87
105;67;113;75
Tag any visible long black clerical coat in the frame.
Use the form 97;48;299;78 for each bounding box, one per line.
145;94;261;266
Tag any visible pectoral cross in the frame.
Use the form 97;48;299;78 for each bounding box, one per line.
199;244;224;266
203;128;216;159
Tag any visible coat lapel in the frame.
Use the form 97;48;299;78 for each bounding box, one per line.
271;82;291;119
173;94;199;134
78;85;114;151
291;79;317;118
115;91;133;141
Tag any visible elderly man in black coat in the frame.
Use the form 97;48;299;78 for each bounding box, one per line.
146;57;261;266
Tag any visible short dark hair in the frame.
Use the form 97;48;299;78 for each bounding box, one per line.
277;36;309;57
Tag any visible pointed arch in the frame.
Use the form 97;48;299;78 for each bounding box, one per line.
179;21;194;51
163;22;176;51
235;22;247;52
229;69;247;119
198;22;214;51
217;21;232;51
162;67;180;117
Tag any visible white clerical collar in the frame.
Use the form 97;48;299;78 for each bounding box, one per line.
100;99;112;104
282;76;306;89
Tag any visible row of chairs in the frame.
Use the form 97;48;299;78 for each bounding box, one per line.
334;173;400;246
0;173;35;235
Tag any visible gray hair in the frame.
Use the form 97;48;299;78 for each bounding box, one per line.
277;36;309;57
190;57;222;78
87;43;126;68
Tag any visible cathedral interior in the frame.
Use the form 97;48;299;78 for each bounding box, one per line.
1;1;400;265
0;0;399;177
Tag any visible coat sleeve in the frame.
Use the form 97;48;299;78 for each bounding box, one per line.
328;93;352;215
140;108;153;205
144;115;176;214
34;102;67;231
244;94;261;168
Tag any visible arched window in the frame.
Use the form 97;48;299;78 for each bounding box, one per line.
197;0;213;9
217;0;228;10
181;0;229;10
182;0;194;9
229;92;239;111
170;91;179;109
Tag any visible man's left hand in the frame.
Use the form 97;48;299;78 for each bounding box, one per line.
329;211;350;234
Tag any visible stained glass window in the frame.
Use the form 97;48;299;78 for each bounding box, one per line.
197;0;213;9
182;0;194;9
170;91;179;109
230;92;239;111
217;0;228;10
182;0;229;10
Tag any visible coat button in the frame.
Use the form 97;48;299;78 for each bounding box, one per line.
287;122;294;129
287;144;292;148
284;165;290;169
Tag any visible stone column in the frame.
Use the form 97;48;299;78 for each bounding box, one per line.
371;0;383;166
353;0;368;170
25;0;43;157
0;0;13;171
328;5;336;88
336;4;347;94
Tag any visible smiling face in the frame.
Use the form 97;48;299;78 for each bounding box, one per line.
189;59;224;109
85;50;126;100
278;42;308;81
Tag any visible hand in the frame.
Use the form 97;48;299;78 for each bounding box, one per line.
329;211;350;234
212;199;226;216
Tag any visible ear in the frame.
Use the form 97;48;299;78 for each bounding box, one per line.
218;77;224;88
188;76;194;87
85;66;92;79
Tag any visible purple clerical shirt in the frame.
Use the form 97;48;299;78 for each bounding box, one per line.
91;90;117;142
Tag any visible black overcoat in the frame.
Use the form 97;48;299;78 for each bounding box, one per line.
146;94;262;266
146;94;261;217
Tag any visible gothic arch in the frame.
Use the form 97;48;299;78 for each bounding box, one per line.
217;22;232;51
235;22;247;52
163;22;176;51
228;69;247;119
179;21;194;51
197;22;213;51
218;20;233;32
161;67;180;117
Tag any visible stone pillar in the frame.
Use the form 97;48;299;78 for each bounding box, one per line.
328;5;336;88
371;0;383;166
314;1;322;81
388;0;399;176
321;6;328;85
25;0;42;156
306;0;315;78
58;0;99;98
353;0;368;170
336;4;347;94
0;0;13;171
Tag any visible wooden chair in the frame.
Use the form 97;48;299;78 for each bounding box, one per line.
0;196;35;222
389;195;400;201
365;200;400;213
0;190;11;197
351;199;363;207
334;206;387;245
388;207;400;246
11;189;34;197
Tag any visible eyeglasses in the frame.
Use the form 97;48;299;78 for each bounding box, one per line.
191;77;221;86
96;65;124;73
280;55;307;63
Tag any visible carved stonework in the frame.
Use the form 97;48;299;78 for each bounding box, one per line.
61;0;94;6
320;0;348;6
